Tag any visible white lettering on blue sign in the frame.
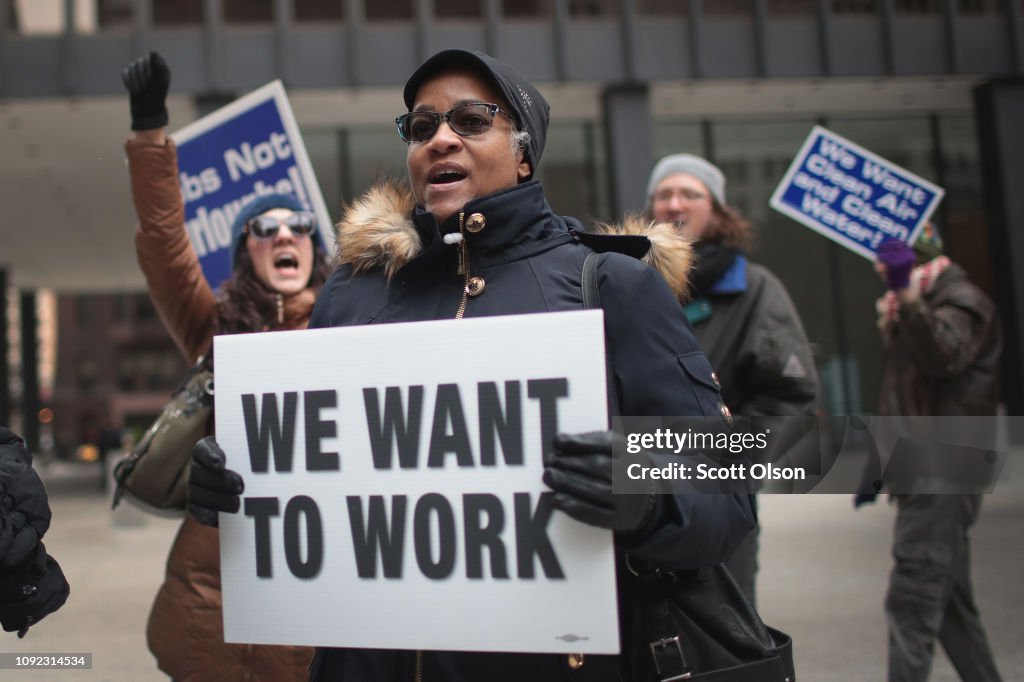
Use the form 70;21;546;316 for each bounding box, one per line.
769;126;944;261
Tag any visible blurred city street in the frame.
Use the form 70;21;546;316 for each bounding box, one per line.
3;456;1022;682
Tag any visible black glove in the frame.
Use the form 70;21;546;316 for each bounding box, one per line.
188;437;244;528
853;478;882;509
122;51;171;131
0;542;70;637
543;431;659;535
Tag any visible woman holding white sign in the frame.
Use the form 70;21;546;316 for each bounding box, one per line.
190;50;760;680
122;52;326;682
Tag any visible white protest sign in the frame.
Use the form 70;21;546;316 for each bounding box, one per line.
215;311;618;653
770;125;944;260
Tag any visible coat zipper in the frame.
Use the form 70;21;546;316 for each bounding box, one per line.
454;211;470;320
411;215;471;680
276;293;284;325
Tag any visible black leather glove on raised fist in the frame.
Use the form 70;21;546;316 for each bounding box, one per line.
543;431;659;536
122;51;170;131
188;437;244;528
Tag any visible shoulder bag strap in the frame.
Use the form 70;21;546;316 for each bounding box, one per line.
581;252;621;421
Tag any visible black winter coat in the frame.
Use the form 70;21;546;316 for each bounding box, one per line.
307;180;756;681
0;427;70;635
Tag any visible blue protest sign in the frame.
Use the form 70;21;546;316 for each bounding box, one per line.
170;81;333;290
769;126;944;261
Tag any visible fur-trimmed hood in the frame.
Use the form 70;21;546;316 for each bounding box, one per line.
334;178;693;299
590;215;693;301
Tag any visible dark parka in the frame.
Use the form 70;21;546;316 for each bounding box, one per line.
0;427;70;636
878;262;1001;417
307;179;756;681
684;259;818;420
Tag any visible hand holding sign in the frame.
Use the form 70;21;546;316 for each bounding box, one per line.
188;436;245;527
544;431;657;535
876;238;915;292
122;51;171;132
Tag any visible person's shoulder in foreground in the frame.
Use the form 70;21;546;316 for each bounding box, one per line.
0;427;69;638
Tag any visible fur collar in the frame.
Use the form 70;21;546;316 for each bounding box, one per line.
334;179;692;299
590;216;693;301
334;178;420;282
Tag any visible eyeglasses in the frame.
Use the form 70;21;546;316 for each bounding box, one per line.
396;103;514;144
653;188;709;203
244;211;317;239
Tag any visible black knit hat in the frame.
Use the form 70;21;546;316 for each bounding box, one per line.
403;49;550;179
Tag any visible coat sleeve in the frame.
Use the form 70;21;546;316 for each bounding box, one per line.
898;282;996;379
734;269;819;418
596;254;756;570
125;138;216;362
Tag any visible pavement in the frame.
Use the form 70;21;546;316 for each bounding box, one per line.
4;455;1023;681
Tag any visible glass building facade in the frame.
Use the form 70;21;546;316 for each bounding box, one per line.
2;0;1023;441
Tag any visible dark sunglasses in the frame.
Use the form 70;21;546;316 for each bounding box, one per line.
244;211;317;239
395;102;513;144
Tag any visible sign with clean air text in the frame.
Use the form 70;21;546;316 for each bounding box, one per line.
171;81;333;290
215;311;618;653
769;125;944;260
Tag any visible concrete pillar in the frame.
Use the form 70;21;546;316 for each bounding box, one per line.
601;83;653;218
0;269;8;426
19;290;38;450
974;79;1024;418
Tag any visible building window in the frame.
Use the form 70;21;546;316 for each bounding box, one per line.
767;0;818;14
534;122;609;223
117;349;183;392
569;0;619;16
832;0;878;12
637;0;689;16
958;0;1001;13
153;0;203;26
135;295;157;322
296;0;344;21
224;0;272;23
892;0;940;12
75;297;92;328
344;127;408;201
704;0;754;15
76;358;98;391
502;0;551;18
365;0;413;20
937;115;992;295
97;0;133;28
436;0;482;19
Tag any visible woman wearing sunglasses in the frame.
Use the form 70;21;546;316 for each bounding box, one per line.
121;52;324;682
189;49;757;681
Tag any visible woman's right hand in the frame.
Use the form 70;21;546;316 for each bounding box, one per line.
188;436;245;527
122;51;171;132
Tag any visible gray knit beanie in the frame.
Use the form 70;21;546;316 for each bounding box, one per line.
646;154;726;206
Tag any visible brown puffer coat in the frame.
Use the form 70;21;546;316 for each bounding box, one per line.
878;262;1001;417
125;138;314;682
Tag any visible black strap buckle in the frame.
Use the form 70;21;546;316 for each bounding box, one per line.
650;635;692;681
